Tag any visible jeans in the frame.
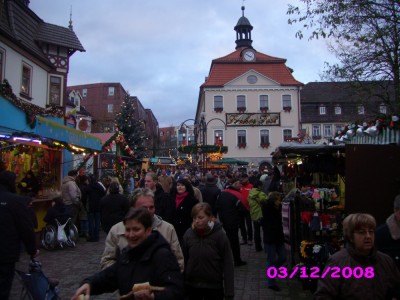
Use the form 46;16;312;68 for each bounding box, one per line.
224;227;242;263
265;243;286;287
253;220;262;250
239;210;253;242
88;212;101;241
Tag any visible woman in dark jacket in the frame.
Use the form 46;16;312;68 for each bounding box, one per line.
71;208;184;300
100;182;129;233
182;203;234;300
261;191;286;291
170;179;198;242
86;175;106;241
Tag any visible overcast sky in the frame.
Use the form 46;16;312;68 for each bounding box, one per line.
29;0;336;127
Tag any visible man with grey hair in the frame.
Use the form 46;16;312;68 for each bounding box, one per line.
376;194;400;270
100;188;184;272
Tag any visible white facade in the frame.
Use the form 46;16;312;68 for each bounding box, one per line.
201;77;301;164
0;41;52;108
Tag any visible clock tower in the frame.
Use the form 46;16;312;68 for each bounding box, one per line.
234;6;253;49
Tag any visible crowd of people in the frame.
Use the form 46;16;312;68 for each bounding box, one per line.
1;164;399;299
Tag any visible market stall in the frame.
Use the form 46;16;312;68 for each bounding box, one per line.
0;91;102;231
272;142;346;292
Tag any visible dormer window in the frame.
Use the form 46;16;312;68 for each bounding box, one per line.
335;106;342;115
358;105;365;115
319;106;326;115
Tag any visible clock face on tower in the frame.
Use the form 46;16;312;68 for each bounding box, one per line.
243;49;255;62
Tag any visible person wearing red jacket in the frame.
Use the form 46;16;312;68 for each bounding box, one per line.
239;174;253;246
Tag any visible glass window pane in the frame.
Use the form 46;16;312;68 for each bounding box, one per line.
282;95;291;107
260;95;268;108
237;95;245;108
214;96;223;108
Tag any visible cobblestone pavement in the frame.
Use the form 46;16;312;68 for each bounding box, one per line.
10;232;313;300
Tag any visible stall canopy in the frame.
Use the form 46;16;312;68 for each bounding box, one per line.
35;117;102;151
211;157;249;165
272;142;345;162
0;96;102;152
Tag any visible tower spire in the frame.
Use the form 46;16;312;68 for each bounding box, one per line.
234;5;253;49
68;6;73;30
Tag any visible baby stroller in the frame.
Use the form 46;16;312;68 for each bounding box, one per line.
15;260;60;300
40;217;78;250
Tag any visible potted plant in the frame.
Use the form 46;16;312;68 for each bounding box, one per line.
260;107;269;113
214;107;223;113
260;143;270;148
283;106;292;113
238;143;247;149
237;107;246;113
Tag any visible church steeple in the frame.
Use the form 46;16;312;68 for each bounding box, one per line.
234;6;253;49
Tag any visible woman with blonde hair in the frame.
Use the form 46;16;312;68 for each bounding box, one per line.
314;213;400;299
182;203;234;300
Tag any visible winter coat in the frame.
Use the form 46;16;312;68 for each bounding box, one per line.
83;231;184;299
99;193;129;233
0;183;37;263
86;181;106;213
375;213;400;270
182;222;234;299
172;193;198;242
314;244;400;300
100;215;184;272
154;183;175;224
248;187;267;221
261;200;284;244
240;182;253;210
199;182;221;216
216;187;247;230
61;176;81;206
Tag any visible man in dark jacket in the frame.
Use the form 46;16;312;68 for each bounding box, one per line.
0;170;39;299
216;179;247;266
199;175;220;216
262;191;286;291
376;194;400;270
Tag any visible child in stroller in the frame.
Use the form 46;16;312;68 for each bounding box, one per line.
41;197;78;250
15;259;60;300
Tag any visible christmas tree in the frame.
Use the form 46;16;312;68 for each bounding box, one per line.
115;94;147;159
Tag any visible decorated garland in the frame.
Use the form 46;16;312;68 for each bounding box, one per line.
0;79;64;128
334;114;400;142
178;144;228;154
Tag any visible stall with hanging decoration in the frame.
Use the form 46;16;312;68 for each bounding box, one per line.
272;143;346;293
84;130;141;183
0;80;102;231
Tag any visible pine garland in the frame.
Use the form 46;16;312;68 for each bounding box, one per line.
178;144;228;154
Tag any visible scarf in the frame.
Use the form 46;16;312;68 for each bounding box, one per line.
175;191;188;208
386;213;400;240
192;221;215;237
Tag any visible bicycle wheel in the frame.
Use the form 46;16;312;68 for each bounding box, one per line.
41;225;57;251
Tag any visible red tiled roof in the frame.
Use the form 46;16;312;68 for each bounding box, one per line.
90;133;114;144
202;49;303;87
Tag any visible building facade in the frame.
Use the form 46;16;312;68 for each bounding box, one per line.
195;6;303;165
300;81;393;144
67;82;127;133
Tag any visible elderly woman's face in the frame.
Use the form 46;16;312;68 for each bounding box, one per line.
177;182;186;194
352;226;375;255
124;219;152;248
